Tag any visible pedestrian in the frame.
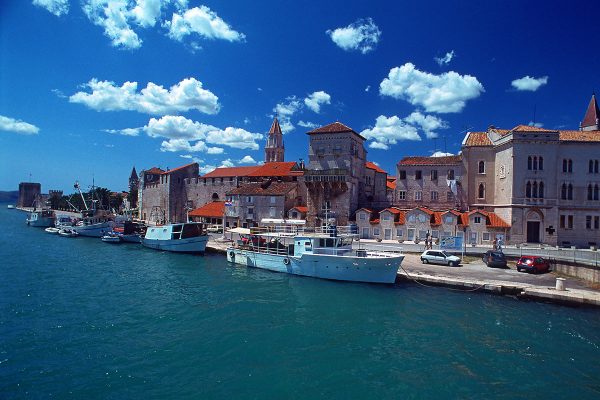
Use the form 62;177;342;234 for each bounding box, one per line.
497;237;503;252
493;238;497;251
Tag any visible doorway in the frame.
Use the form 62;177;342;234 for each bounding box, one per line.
527;221;540;243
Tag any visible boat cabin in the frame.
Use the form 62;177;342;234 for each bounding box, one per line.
145;222;205;241
293;236;354;256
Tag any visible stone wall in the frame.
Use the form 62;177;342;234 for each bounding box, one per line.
18;182;41;208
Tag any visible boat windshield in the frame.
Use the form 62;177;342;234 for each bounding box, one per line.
181;223;203;239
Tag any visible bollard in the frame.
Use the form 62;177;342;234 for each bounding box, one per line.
556;277;566;291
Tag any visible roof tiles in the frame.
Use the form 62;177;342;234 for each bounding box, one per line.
399;155;462;166
189;201;224;218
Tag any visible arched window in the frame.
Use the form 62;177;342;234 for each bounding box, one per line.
568;159;573;173
588;184;593;200
561;183;567;200
533;156;538;170
478;161;485;174
563;159;568;172
539;157;543;170
478;183;485;199
590;160;594;173
568;184;573;200
532;182;538;198
526;181;532;198
539;182;544;198
447;169;455;180
212;193;219;200
595;184;600;201
528;156;533;170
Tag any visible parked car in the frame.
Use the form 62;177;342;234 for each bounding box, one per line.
206;224;223;233
482;250;508;268
516;256;550;273
420;250;461;267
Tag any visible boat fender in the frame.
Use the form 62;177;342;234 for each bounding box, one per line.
229;251;236;260
283;257;290;265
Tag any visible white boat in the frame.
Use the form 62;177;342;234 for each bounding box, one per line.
26;209;56;227
142;222;208;253
45;227;60;234
58;227;79;238
101;232;121;244
117;221;145;243
226;223;404;284
7;205;15;209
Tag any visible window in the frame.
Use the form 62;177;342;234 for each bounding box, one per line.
396;228;403;237
526;181;531;198
568;184;573;200
398;191;406;200
431;191;439;201
415;191;423;201
559;215;565;228
399;170;407;180
588;184;593;200
270;196;276;204
444;215;453;224
478;183;485;199
373;228;380;236
589;160;594;173
447;169;455;180
595;185;600;201
539;182;544;198
359;213;366;220
587;216;592;229
595;216;600;230
470;232;478;243
528;156;533;170
447;191;454;201
432;230;439;239
382;213;390;221
474;216;482;224
561;183;567;200
568;215;574;229
291;211;298;219
478;161;485;174
596;160;600;174
247;207;254;216
532;181;538;198
269;207;276;218
415;170;422;180
246;196;253;203
408;215;416;223
483;232;491;241
539;157;544;170
568;159;573;173
431;170;438;180
419;230;428;239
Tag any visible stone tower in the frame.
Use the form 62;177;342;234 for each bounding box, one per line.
265;117;285;163
581;94;600;131
129;166;139;191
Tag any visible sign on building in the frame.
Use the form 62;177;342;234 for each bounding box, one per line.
440;236;463;250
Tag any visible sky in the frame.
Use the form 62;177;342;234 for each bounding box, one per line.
1;0;599;193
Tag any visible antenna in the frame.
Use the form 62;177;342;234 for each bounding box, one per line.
444;136;447;154
532;104;537;126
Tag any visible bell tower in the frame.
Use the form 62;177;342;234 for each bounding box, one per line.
581;93;600;131
265;117;284;163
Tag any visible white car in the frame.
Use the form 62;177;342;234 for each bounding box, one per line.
206;224;223;233
420;250;461;267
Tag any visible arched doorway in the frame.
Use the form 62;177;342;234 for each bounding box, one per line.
212;193;219;201
525;209;543;243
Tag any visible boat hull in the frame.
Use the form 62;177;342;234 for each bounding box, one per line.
142;235;208;254
226;248;403;284
72;221;114;237
26;216;55;228
120;234;142;243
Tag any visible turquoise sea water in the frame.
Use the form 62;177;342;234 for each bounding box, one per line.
1;206;599;399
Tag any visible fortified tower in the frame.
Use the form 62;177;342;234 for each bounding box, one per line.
581;93;600;131
304;122;366;226
264;117;285;163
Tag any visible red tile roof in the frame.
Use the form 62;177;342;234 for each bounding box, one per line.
559;130;600;142
290;206;308;213
414;206;435;215
511;125;558;133
380;207;406;225
399;155;462;166
365;161;386;174
145;167;165;174
227;181;296;196
189;201;224;218
386;179;396;190
246;162;301;177
307;121;366;139
464;131;492;146
202;166;260;178
582;94;599;128
356;208;373;213
161;163;197;175
269;117;282;135
465;210;511;228
431;212;443;226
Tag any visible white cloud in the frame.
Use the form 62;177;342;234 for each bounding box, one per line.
511;76;548;91
304;91;331;113
165;5;245;42
180;154;203;164
326;18;381;54
69;77;220;115
435;50;455;66
0;115;40;135
380;63;484;113
220;159;234;167
243;117;250;125
238;155;256;164
365;85;370;92
528;121;544;128
404;111;448;139
144;115;216;139
160;138;223;154
297;120;318;129
431;151;453;157
104;127;143;136
82;0;142;49
205;127;262;150
33;0;69;16
361;115;421;150
130;0;166;28
273;96;302;133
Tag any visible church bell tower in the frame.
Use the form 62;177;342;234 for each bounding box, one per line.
265;117;284;163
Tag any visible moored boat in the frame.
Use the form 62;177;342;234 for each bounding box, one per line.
227;222;404;284
7;205;15;209
142;222;208;253
58;227;79;238
45;227;60;234
26;209;56;228
101;231;121;243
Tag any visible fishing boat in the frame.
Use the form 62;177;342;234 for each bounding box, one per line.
26;209;56;228
117;221;146;243
142;222;208;253
68;181;114;237
226;221;404;284
58;227;79;238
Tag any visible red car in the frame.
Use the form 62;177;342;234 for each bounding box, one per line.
516;256;550;273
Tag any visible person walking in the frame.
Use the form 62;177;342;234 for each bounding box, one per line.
497;237;504;252
493;238;498;251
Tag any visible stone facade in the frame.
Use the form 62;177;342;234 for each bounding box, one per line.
265;117;285;163
18;182;41;208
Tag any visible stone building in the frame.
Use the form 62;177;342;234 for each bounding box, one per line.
264;117;285;163
17;182;41;208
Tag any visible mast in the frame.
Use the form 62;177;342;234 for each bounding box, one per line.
74;181;89;211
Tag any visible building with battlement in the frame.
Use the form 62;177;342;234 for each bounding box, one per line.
18;182;41;208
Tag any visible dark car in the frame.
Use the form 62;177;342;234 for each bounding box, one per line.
482;250;507;268
516;256;551;273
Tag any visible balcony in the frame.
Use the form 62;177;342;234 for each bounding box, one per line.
304;168;348;183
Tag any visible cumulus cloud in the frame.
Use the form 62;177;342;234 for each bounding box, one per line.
131;0;166;28
69;77;220;115
144;115;216;139
104;127;143;136
220;159;235;167
238;155;256;164
273;96;302;133
435;50;455;66
82;0;142;49
160;138;223;154
528;121;544;128
360;112;449;149
304;91;331;113
205;127;262;150
365;85;370;92
326;18;381;54
0;115;40;135
165;5;245;42
33;0;69;16
380;63;484;113
511;76;548;91
431;151;454;157
297;120;319;129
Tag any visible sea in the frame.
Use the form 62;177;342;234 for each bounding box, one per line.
1;205;599;399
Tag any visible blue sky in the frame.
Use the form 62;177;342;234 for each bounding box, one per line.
1;0;599;192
